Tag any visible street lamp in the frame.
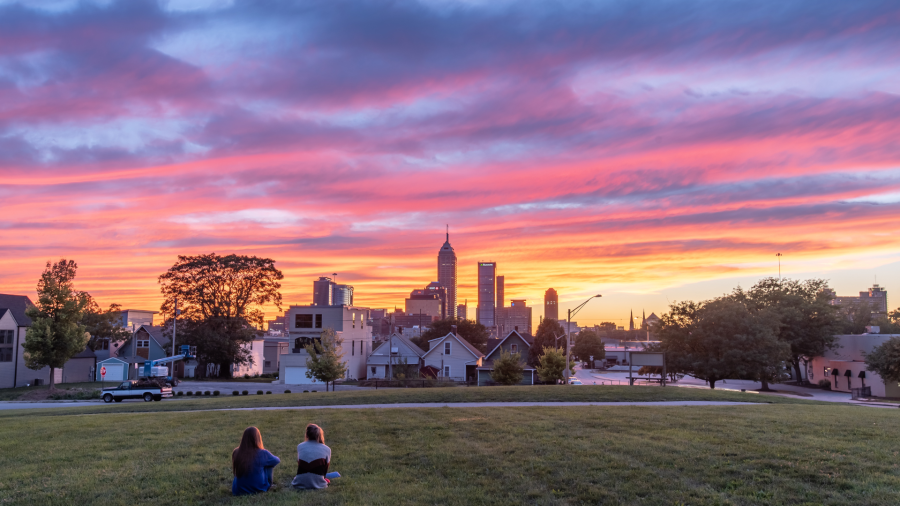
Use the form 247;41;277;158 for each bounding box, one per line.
566;295;601;384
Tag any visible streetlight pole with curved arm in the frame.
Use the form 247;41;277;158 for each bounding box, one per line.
566;295;602;384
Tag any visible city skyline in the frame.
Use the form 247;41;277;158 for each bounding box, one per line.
1;2;900;324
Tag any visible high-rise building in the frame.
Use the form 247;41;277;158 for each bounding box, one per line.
477;262;497;328
825;284;889;314
405;288;442;318
496;275;505;309
544;288;558;321
424;281;448;319
457;303;467;320
313;277;334;306
496;299;532;336
437;228;458;319
333;284;354;306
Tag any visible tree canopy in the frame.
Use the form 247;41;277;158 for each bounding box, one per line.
572;328;605;366
490;351;524;385
23;259;91;389
305;328;348;390
81;297;131;350
414;318;489;353
158;253;283;378
730;277;841;384
865;337;900;384
536;346;566;384
529;318;565;366
653;298;789;389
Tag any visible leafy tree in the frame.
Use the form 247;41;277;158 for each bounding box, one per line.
414;318;489;353
865;337;900;384
158;253;283;378
596;322;617;332
654;298;789;390
490;351;524;385
873;310;900;334
305;328;348;391
731;277;841;384
81;297;130;350
529;318;565;366
572;329;605;366
23;260;91;390
536;346;566;384
839;299;875;335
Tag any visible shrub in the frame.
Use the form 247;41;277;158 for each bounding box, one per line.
257;390;264;395
204;391;211;396
177;391;184;396
284;390;291;393
232;391;239;396
266;391;272;394
242;390;249;395
243;374;250;379
818;379;832;390
213;391;220;396
303;390;308;393
186;391;193;396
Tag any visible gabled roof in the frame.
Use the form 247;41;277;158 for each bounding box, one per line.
372;333;426;358
423;332;483;360
121;325;167;348
485;330;531;361
71;347;97;359
0;294;34;327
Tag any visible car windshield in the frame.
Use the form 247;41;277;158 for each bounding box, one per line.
119;382;130;389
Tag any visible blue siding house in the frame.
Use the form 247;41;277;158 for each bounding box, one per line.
476;330;536;385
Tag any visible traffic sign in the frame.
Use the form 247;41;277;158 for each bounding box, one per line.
101;366;106;378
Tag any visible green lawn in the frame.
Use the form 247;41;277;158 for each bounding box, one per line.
0;382;108;401
0;403;898;505
0;385;826;418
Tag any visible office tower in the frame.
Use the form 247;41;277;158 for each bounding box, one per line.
477;262;497;328
333;284;354;306
457;303;467;320
437;228;458;319
406;288;442;318
313;277;334;306
544;288;558;321
424;281;448;319
496;275;505;309
496;299;532;336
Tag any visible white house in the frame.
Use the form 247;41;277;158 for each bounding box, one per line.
367;332;425;379
0;294;56;387
808;334;900;397
232;335;266;377
280;304;373;384
421;332;483;382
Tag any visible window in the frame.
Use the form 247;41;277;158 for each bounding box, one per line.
137;340;149;348
296;314;313;329
265;361;271;368
444;342;451;355
0;329;14;344
352;341;355;356
99;339;109;350
315;314;322;329
371;366;377;376
0;348;12;362
444;365;451;377
511;344;518;353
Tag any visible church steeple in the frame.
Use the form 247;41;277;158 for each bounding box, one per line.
629;309;635;331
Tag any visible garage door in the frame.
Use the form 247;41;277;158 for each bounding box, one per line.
284;366;316;385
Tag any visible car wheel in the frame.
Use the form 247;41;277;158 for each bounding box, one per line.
114;398;123;402
103;393;113;403
143;392;153;402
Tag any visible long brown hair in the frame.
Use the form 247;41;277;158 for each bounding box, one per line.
232;427;264;477
305;423;325;444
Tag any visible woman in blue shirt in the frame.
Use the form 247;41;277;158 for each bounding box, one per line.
232;426;281;496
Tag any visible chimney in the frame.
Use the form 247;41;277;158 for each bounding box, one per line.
514;326;519;332
450;324;458;336
398;326;403;335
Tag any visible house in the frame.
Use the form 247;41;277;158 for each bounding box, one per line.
233;335;266;377
114;325;170;379
279;304;373;384
367;332;426;379
421;332;484;382
0;294;55;387
476;330;536;385
61;347;97;383
808;334;900;397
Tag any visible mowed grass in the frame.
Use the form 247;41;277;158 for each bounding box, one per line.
2;404;899;505
1;385;824;417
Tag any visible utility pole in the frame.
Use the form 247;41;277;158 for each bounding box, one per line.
171;297;178;379
565;295;602;385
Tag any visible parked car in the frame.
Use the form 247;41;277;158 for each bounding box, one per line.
102;380;173;403
570;379;584;385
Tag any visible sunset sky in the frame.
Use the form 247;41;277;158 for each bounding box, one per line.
1;0;899;327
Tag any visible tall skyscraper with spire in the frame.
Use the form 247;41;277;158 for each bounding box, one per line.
437;226;458;319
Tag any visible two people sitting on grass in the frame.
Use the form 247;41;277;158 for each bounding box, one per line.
292;423;340;489
232;426;281;496
231;423;340;496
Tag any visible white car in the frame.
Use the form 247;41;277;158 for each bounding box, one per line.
102;380;173;402
569;379;584;385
